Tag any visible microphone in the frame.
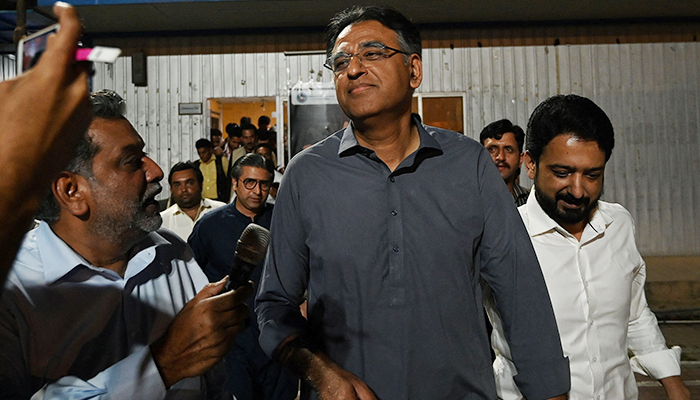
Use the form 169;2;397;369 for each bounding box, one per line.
224;223;271;292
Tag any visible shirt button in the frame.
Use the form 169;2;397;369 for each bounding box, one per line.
393;245;399;252
389;177;395;183
590;320;594;326
391;210;398;216
593;357;597;362
583;280;588;287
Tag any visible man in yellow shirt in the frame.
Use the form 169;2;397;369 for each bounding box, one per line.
195;138;230;202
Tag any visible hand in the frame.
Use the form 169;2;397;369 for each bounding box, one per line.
1;2;91;192
660;375;691;400
315;364;377;400
213;145;224;157
150;278;254;388
0;1;90;287
275;336;376;400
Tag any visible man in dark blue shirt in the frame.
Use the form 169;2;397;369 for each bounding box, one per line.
189;153;297;400
256;5;570;400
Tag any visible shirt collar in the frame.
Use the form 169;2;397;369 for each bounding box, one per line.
173;199;212;216
523;188;613;241
37;222;172;285
338;114;443;165
229;200;272;222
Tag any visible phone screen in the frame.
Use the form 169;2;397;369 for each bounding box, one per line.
17;24;60;72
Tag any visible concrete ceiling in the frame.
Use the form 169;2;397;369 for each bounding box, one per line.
35;0;700;36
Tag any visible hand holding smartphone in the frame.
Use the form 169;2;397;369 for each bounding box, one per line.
17;23;121;72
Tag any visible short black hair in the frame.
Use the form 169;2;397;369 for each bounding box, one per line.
168;161;203;186
226;123;241;137
36;90;125;223
258;115;271;127
326;6;422;60
195;138;212;149
479;119;525;152
230;153;274;181
526;94;615;163
241;123;257;133
254;142;273;153
210;128;222;139
257;129;271;142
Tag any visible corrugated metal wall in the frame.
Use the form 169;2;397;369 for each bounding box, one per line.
2;43;698;256
1;55;16;81
416;43;700;256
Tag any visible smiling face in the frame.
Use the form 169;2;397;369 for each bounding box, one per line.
331;20;421;123
85;117;164;243
527;133;606;234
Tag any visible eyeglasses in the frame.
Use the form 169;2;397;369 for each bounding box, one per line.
324;43;410;74
240;178;272;191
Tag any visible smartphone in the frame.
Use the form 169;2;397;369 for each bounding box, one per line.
17;23;122;72
17;24;59;72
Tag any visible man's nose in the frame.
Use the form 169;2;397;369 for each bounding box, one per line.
143;156;164;183
568;174;585;199
346;55;367;78
495;149;505;161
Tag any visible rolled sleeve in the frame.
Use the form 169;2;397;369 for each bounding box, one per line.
630;346;681;379
628;254;680;379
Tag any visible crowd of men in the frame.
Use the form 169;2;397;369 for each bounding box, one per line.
0;3;691;400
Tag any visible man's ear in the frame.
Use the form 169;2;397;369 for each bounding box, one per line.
53;172;90;218
409;54;423;89
523;152;537;180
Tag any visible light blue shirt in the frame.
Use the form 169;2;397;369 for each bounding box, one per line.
0;222;210;399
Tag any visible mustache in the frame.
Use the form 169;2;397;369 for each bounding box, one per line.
496;161;510;169
556;191;588;206
141;183;162;205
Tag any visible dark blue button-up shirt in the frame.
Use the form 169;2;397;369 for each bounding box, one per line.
256;117;569;400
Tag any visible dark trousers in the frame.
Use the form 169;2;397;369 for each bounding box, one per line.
224;322;298;400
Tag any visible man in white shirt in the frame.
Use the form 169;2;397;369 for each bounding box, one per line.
0;90;252;399
161;162;226;241
487;94;689;400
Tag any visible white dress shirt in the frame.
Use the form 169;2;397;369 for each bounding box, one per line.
487;191;681;400
0;223;210;399
160;198;226;241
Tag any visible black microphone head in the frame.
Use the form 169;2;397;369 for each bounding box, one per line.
236;223;271;265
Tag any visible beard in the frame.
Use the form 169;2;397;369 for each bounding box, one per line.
90;181;163;243
534;184;600;227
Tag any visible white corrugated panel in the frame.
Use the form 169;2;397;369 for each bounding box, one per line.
1;55;16;80
416;43;700;255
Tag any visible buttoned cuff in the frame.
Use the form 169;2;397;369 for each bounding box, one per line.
631;345;682;379
513;356;570;400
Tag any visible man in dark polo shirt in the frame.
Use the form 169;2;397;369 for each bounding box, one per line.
188;153;297;400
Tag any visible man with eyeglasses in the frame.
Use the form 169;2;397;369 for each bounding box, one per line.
188;153;297;400
256;5;569;400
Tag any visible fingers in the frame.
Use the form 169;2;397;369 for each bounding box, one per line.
196;276;228;299
208;280;254;312
43;2;82;69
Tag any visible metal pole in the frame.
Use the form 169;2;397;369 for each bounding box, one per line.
13;0;28;44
